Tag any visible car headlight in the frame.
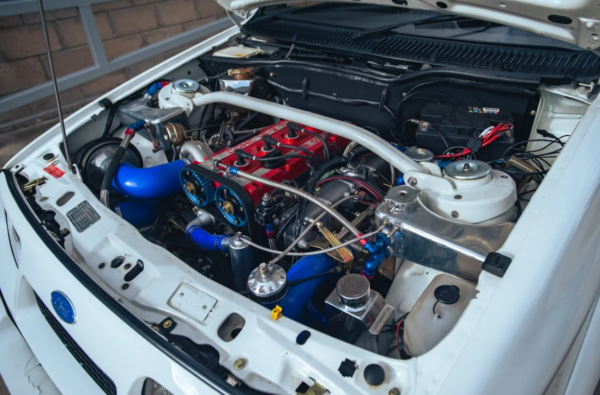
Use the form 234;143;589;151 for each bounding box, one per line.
6;213;21;267
143;379;173;395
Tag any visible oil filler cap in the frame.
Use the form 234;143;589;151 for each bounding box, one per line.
336;274;370;310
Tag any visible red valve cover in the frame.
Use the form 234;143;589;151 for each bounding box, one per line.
205;121;349;205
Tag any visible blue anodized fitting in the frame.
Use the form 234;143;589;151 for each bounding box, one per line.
361;233;392;278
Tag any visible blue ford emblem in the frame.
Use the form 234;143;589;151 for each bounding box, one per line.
50;291;76;324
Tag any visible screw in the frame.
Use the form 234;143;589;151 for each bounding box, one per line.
530;110;536;116
462;163;472;172
180;292;184;297
407;177;417;186
98;263;105;269
122;284;129;290
501;175;508;179
389;389;401;395
202;305;207;310
233;358;246;370
451;211;459;218
454;195;462;200
402;92;407;97
163;320;173;329
40;196;48;201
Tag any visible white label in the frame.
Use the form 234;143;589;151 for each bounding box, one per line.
168;283;217;323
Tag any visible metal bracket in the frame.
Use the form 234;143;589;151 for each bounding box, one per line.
308;221;354;269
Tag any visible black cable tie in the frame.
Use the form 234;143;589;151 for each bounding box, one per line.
378;87;388;111
302;78;309;100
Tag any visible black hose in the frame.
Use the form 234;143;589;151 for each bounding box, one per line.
100;146;126;193
237;111;259;130
102;105;119;138
346;146;369;163
305;156;346;195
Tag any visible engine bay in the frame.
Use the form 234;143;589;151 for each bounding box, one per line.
10;25;590;394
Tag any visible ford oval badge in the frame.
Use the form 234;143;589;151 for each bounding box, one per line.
51;291;76;324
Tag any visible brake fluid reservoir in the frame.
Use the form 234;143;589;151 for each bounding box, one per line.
403;274;477;357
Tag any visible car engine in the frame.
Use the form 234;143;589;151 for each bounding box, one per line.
15;30;581;392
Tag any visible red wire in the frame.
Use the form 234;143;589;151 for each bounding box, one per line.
434;123;513;159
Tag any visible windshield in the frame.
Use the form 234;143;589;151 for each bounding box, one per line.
260;3;579;50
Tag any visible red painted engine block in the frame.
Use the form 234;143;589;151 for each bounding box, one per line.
206;121;349;205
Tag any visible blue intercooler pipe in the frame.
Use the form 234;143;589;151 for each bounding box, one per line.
186;226;230;252
272;254;340;322
112;159;188;200
114;200;159;228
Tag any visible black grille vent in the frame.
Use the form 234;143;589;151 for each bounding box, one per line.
244;19;600;81
36;294;117;395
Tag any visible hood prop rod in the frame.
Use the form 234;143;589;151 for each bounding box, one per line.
37;0;73;173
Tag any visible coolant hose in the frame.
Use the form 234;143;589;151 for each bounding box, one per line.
275;255;340;322
112;159;189;200
186;226;230;252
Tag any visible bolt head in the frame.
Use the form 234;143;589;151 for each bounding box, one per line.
530;110;536;116
407;177;417;186
389;389;401;395
451;211;459;218
454;195;462;200
233;358;246;370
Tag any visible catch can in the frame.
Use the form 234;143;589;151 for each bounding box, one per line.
229;232;256;292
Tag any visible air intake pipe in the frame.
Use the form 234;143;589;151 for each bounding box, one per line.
112;159;189;200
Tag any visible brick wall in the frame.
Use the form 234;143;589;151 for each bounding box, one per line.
0;0;227;134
